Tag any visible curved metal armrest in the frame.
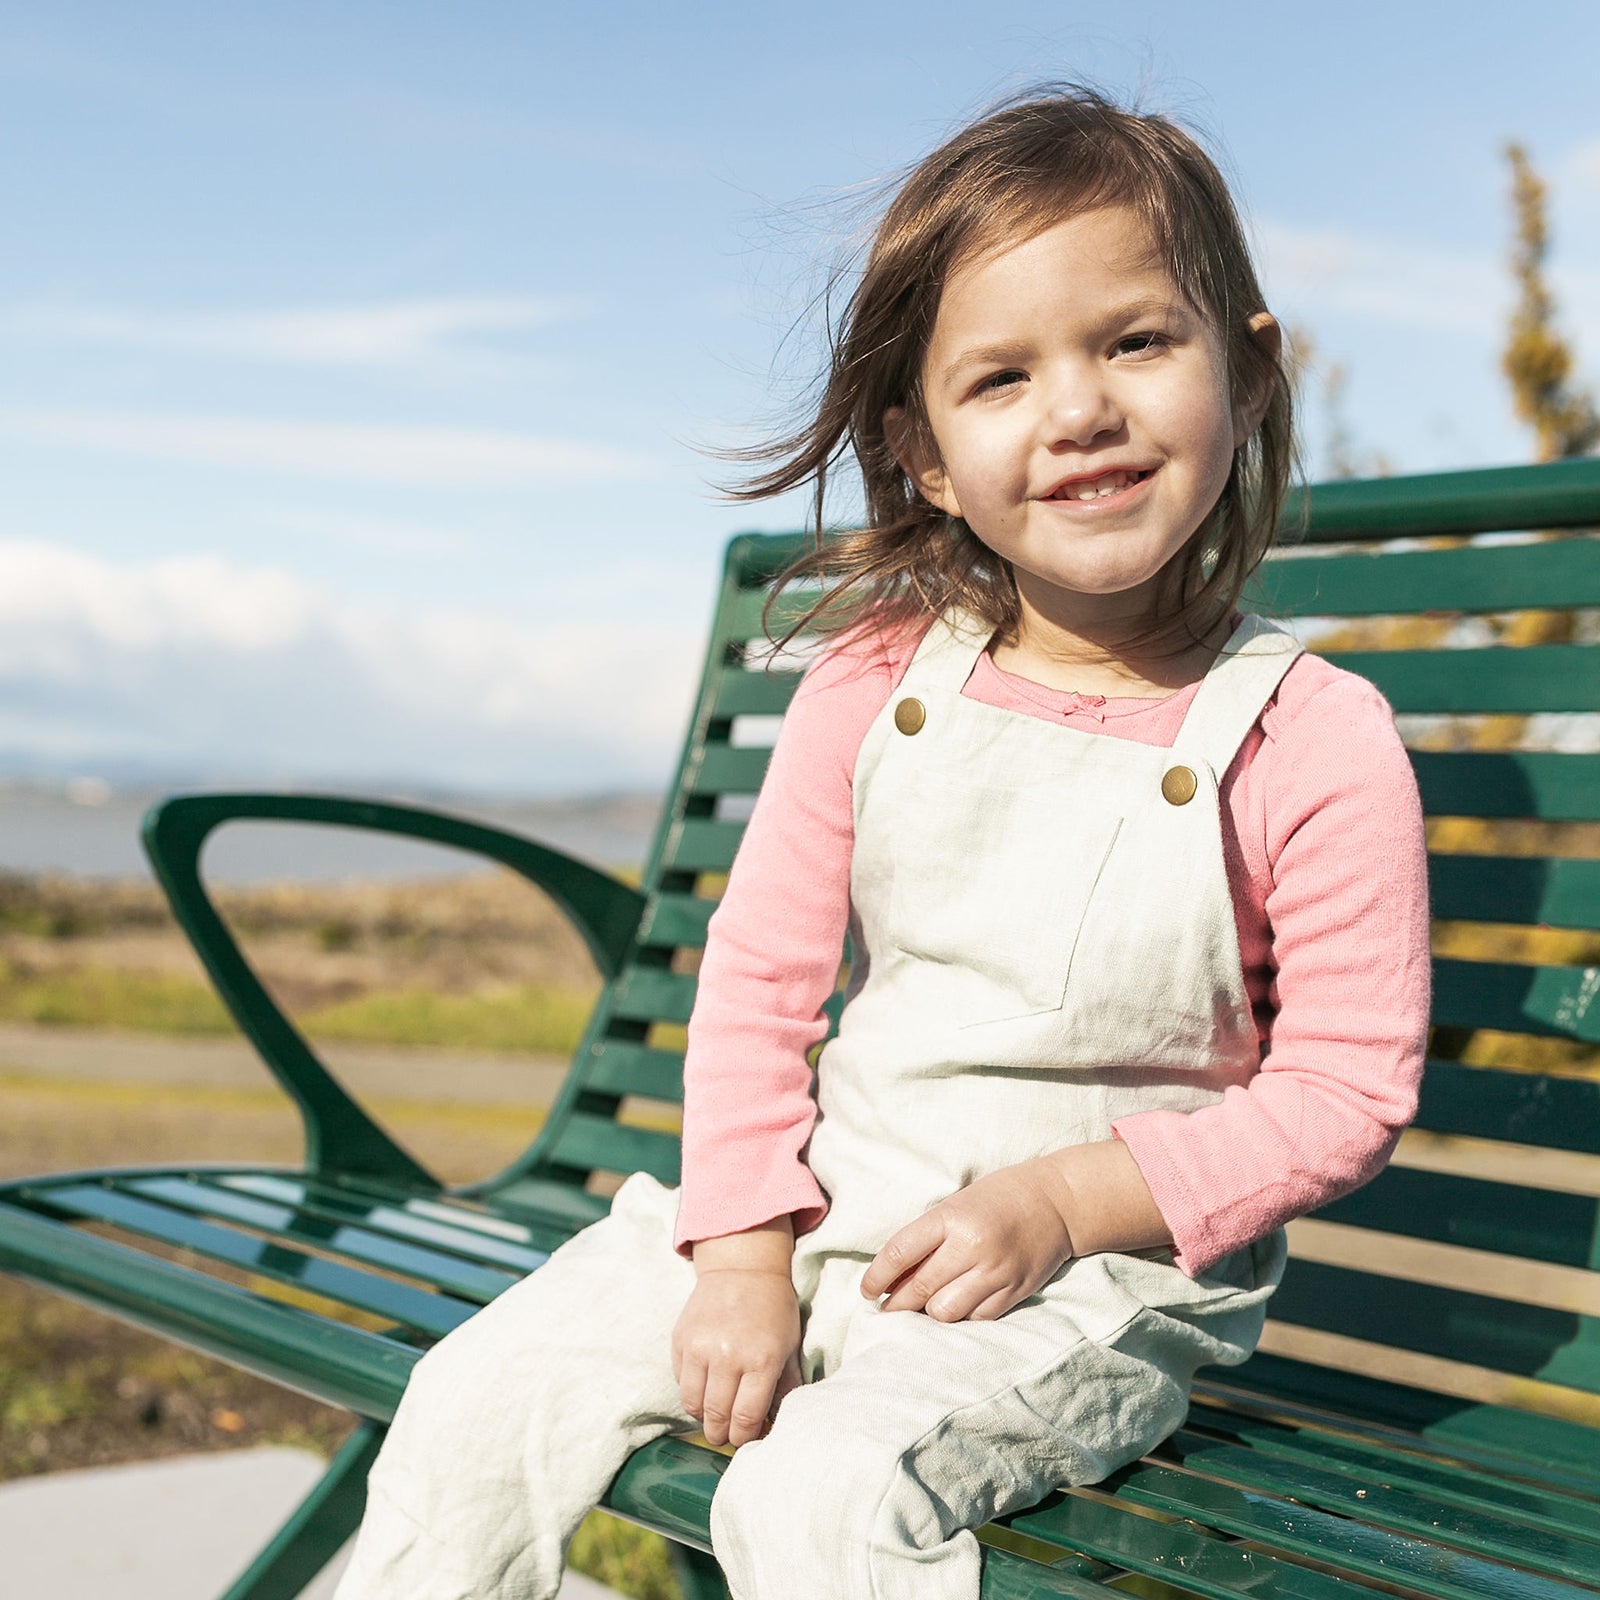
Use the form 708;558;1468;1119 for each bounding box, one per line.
141;792;648;1189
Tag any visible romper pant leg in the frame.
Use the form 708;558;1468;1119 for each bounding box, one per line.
710;1247;1273;1600
334;1174;696;1600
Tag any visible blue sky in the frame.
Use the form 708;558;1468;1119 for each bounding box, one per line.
1;2;1596;793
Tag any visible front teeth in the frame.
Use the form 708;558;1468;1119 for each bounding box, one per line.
1066;470;1140;500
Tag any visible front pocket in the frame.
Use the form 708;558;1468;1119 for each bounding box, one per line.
884;775;1122;1026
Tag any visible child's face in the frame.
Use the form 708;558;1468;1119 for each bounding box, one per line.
895;206;1272;632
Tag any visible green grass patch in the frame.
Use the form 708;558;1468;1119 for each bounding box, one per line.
0;961;591;1054
306;984;591;1054
0;960;233;1033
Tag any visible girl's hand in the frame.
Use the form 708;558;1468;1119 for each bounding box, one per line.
671;1268;802;1448
860;1157;1077;1323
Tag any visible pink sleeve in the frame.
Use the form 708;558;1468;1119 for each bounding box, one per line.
1112;672;1432;1276
673;633;903;1254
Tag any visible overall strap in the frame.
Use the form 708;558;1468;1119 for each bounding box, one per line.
897;610;994;695
1176;614;1304;776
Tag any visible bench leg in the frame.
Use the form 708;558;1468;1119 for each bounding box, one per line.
217;1421;383;1600
669;1543;730;1600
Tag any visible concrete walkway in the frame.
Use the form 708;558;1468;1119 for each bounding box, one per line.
0;1447;622;1598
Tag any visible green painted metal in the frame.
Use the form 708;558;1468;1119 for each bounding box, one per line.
218;1422;383;1600
1207;1356;1600;1494
121;1175;520;1299
1411;751;1600;822
579;1041;689;1100
220;1174;554;1271
1315;1164;1600;1268
611;967;699;1025
1185;1410;1600;1545
1281;457;1600;542
1269;1260;1600;1393
1322;642;1600;714
1161;1428;1600;1585
0;1204;415;1418
1431;959;1600;1043
24;1181;478;1335
1411;1063;1600;1156
1429;855;1600;928
1103;1459;1590;1600
546;1112;681;1184
1249;533;1600;616
639;892;718;946
141;793;645;1189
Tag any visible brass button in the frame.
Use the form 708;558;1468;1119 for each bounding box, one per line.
894;697;926;736
1161;765;1198;806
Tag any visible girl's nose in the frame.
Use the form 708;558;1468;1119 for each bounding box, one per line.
1042;369;1122;445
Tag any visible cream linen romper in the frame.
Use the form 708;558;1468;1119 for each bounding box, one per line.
335;611;1301;1600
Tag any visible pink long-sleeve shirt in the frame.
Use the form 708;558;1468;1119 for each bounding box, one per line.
675;622;1432;1276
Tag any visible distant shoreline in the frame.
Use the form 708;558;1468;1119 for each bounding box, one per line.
0;785;659;882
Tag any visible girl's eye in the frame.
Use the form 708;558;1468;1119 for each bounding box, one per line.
977;368;1027;394
1115;332;1168;357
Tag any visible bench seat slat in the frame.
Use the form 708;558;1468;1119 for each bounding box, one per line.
122;1175;519;1301
0;1202;417;1418
1100;1458;1594;1600
1430;855;1600;929
1161;1428;1600;1585
1186;1410;1600;1545
24;1182;477;1338
1431;959;1600;1042
1313;1164;1600;1267
1412;1063;1600;1156
1252;536;1600;617
1325;643;1600;714
1270;1260;1600;1391
221;1174;554;1270
998;1482;1369;1600
1206;1356;1600;1494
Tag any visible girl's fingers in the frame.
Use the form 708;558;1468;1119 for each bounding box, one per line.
861;1213;945;1299
728;1368;778;1448
677;1355;707;1423
699;1366;742;1448
879;1239;968;1314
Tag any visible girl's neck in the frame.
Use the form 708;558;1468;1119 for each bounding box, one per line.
988;601;1231;700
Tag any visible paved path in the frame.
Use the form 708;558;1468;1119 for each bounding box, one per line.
0;1447;622;1599
0;1020;571;1106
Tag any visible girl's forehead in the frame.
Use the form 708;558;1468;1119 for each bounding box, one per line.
936;207;1180;317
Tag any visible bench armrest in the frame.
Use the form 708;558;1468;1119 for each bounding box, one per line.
141;792;648;1190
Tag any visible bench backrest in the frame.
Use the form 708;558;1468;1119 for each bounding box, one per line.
502;459;1600;1432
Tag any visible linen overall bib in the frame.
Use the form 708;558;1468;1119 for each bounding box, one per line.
336;612;1301;1600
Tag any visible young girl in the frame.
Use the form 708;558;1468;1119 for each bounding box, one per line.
336;87;1430;1599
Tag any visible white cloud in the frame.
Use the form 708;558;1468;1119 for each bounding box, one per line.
0;407;655;489
0;541;697;790
0;296;584;372
1256;216;1600;370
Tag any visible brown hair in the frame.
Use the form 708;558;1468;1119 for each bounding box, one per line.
732;84;1295;653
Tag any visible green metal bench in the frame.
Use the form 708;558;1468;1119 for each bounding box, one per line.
4;458;1600;1599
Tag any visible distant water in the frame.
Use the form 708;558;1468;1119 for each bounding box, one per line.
0;785;661;882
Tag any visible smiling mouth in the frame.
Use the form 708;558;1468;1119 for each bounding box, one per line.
1047;468;1152;501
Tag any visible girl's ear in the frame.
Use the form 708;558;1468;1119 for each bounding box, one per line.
1232;311;1282;447
885;405;962;518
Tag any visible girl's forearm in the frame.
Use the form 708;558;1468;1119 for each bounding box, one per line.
690;1213;796;1277
1042;1139;1171;1257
